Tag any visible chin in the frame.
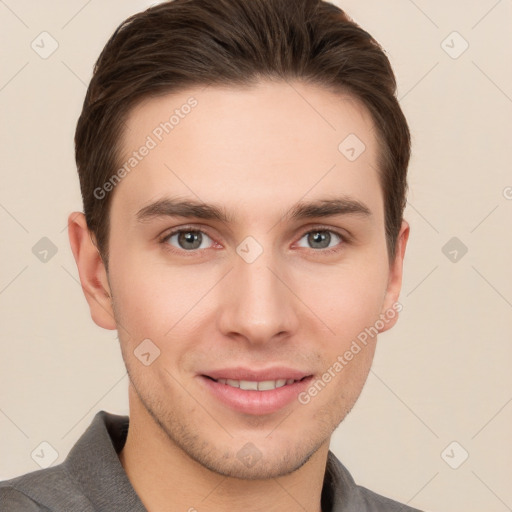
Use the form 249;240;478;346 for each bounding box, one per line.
185;439;321;481
143;394;326;480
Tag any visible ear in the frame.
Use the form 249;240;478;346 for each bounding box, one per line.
67;212;116;330
378;219;410;333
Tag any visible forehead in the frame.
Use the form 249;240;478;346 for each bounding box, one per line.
111;80;383;223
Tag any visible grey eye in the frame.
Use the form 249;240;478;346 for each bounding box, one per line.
297;230;341;250
167;230;213;251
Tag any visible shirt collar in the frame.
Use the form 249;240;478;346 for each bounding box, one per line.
63;410;146;512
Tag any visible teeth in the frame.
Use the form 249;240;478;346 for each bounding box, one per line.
216;378;295;390
240;380;258;390
257;380;277;391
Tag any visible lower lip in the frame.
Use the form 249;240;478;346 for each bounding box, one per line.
199;376;313;415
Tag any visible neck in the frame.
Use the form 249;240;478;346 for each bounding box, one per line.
119;386;329;512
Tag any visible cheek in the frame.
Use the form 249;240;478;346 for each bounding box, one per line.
303;267;384;412
108;249;216;345
304;260;389;344
108;253;172;335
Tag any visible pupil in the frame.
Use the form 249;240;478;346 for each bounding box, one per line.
309;231;330;249
179;231;201;250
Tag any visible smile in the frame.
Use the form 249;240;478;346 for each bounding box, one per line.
199;370;313;415
213;378;299;391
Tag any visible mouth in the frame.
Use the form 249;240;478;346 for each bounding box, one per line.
198;369;313;415
204;376;307;391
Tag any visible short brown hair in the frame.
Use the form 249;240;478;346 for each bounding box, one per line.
75;0;410;266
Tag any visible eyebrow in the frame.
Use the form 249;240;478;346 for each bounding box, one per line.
135;196;372;224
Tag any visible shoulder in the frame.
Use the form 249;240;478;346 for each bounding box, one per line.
325;451;424;512
0;464;78;512
0;484;48;511
357;485;424;511
0;410;136;512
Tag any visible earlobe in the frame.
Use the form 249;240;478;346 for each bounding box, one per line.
67;212;117;330
378;219;410;333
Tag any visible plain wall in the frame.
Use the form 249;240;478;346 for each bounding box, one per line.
1;1;511;511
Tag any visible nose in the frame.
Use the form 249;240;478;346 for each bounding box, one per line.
216;246;299;346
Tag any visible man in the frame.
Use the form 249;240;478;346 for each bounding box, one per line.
1;0;421;510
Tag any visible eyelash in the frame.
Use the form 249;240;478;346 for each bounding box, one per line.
158;225;348;257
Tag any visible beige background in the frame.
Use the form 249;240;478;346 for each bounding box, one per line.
1;1;511;511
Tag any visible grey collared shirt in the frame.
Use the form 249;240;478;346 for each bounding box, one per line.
1;410;423;511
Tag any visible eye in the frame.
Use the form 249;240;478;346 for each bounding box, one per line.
296;229;344;251
163;229;215;251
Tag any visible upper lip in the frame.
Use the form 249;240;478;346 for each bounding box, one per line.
202;367;311;382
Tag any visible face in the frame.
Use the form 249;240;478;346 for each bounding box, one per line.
82;81;407;479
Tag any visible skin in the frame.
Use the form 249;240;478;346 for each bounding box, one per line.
69;80;409;512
